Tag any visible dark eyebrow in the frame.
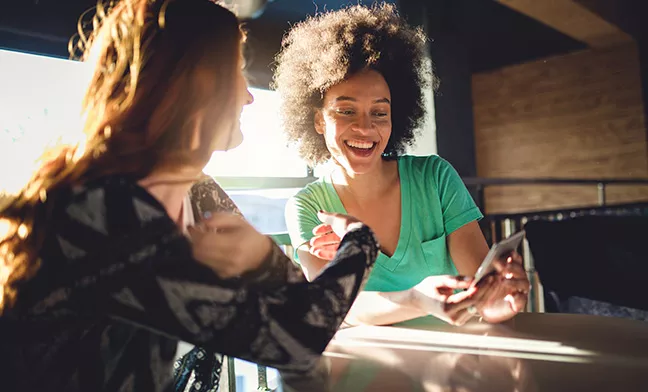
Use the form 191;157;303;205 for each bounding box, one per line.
334;96;391;104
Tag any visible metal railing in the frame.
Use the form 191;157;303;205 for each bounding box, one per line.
463;177;648;313
463;177;648;214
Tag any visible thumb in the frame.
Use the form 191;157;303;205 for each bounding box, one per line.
317;210;344;225
436;275;473;289
317;210;353;238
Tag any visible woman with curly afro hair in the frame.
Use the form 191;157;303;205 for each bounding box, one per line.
274;3;529;327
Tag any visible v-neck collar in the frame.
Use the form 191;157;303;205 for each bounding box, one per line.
323;158;412;271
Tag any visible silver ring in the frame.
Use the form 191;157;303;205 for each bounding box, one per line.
467;305;477;315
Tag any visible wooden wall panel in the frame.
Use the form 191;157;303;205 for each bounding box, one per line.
473;44;648;214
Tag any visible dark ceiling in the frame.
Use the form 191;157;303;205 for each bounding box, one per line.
575;0;648;40
448;0;588;73
0;0;641;79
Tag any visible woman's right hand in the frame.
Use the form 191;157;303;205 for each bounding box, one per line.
409;275;486;326
308;211;363;261
188;212;272;279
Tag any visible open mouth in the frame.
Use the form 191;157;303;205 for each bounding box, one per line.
344;140;377;157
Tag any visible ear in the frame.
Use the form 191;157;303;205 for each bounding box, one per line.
314;110;325;135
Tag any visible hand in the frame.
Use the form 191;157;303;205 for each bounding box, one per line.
308;211;362;260
188;212;272;279
409;275;485;326
475;251;530;323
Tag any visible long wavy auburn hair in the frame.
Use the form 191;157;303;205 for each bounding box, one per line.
0;0;244;312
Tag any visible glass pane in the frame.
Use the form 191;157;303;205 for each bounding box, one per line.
226;188;301;235
0;49;88;194
224;359;282;392
204;88;308;178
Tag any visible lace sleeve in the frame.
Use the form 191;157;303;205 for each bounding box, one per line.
188;176;242;220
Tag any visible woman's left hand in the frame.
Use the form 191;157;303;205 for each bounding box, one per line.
475;251;530;323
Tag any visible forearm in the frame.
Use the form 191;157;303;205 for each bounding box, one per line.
344;289;428;327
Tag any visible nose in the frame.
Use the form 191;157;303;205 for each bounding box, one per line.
353;112;373;134
245;89;254;105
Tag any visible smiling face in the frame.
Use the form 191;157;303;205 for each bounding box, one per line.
315;69;392;175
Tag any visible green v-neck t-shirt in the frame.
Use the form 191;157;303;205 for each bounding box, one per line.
285;155;483;292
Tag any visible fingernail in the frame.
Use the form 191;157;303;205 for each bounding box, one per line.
203;211;212;219
507;256;513;263
505;272;514;279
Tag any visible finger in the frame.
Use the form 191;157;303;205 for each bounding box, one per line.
492;252;522;273
312;224;334;236
471;275;499;302
509;251;524;265
506;292;528;313
311;248;336;261
310;243;339;255
317;210;346;225
475;272;497;287
444;291;479;316
446;286;478;304
437;287;455;297
435;275;474;290
501;263;527;280
200;212;247;230
454;308;477;326
446;304;477;326
310;232;341;247
500;278;530;294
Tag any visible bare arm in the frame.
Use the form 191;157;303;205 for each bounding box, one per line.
446;221;489;276
300;247;426;325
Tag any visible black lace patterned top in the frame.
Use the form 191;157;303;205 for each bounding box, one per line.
0;175;378;392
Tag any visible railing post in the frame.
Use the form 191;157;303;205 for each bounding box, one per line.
597;183;606;206
476;184;486;213
520;217;544;313
256;365;272;391
502;218;515;238
227;357;237;392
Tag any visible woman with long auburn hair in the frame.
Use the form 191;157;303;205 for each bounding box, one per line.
0;1;378;390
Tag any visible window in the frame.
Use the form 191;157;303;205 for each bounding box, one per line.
0;49;88;195
204;88;308;178
0;49;311;236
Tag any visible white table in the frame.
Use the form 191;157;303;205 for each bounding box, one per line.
281;313;648;391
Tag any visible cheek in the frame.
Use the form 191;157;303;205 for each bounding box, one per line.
379;120;392;140
323;117;347;139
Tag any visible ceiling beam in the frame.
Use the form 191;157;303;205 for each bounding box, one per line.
496;0;633;48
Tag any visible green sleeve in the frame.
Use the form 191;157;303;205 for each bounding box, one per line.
285;191;321;263
432;156;483;234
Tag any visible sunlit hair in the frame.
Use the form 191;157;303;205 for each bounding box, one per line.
272;3;435;165
0;0;244;312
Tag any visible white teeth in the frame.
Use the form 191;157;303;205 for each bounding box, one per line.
345;140;374;149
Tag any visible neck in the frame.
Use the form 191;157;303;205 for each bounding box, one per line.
330;158;398;201
138;166;202;227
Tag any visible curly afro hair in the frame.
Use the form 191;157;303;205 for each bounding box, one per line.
272;3;437;166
